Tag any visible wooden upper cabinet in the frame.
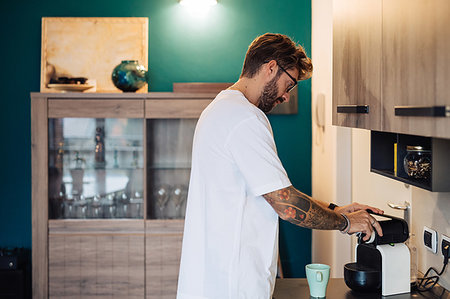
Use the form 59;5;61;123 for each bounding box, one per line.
332;0;382;130
382;0;450;138
333;0;450;138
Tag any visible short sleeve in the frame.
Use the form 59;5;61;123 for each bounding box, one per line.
225;116;291;196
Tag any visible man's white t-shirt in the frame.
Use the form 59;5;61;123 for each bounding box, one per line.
177;90;291;299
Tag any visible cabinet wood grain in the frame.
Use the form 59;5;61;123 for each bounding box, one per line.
48;220;145;298
48;99;145;118
31;95;48;299
332;0;382;130
146;220;184;299
383;0;450;138
333;0;450;138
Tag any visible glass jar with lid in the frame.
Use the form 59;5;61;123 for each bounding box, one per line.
403;146;431;179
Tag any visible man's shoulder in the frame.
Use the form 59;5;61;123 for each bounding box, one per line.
204;90;263;123
211;90;250;109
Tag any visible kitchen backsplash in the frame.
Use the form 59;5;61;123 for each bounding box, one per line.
412;188;450;290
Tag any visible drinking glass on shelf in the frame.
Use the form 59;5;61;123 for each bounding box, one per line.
74;195;87;219
129;191;143;218
171;185;187;219
118;192;130;218
102;194;116;218
154;184;171;219
90;194;102;218
50;191;65;219
64;194;75;219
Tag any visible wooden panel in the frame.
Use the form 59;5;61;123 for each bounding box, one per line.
49;219;145;234
41;17;148;93
128;235;146;298
143;119;148;220
80;236;97;297
146;220;184;299
48;99;144;118
96;236;113;298
112;236;131;298
65;235;82;298
173;82;232;93
49;220;145;298
48;233;64;297
332;0;382;130
146;219;184;234
382;0;450;138
31;94;48;299
434;1;450;138
145;99;212;119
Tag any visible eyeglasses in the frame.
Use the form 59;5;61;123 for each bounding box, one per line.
277;63;298;93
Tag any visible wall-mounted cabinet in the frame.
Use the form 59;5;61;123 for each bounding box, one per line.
332;0;382;130
371;131;450;192
333;0;450;139
31;92;214;298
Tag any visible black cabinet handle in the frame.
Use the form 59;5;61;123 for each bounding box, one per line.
394;106;450;117
337;105;369;114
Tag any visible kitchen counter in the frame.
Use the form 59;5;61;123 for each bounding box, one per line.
273;278;445;299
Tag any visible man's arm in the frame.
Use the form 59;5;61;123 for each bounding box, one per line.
262;185;346;230
263;185;383;240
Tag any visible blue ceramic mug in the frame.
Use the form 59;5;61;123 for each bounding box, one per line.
305;263;330;298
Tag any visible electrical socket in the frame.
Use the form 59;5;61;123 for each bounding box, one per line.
423;226;437;254
442;234;450;259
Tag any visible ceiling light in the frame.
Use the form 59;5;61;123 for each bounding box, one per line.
179;0;217;7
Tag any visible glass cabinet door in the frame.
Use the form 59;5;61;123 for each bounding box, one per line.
146;119;197;219
48;118;144;219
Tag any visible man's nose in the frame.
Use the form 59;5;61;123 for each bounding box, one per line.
282;93;290;103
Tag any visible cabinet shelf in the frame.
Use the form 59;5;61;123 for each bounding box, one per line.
148;163;191;170
61;167;144;172
370;169;432;191
370;131;450;192
49;146;143;152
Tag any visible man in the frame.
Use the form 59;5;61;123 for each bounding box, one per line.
177;33;383;299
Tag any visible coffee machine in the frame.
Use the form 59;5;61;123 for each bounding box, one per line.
344;213;411;296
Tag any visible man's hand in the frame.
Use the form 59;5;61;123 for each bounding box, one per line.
334;203;384;241
345;210;383;241
335;202;384;215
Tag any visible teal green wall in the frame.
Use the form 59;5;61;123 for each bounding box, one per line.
0;0;311;277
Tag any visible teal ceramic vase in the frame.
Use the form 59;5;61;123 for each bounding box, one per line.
112;60;149;92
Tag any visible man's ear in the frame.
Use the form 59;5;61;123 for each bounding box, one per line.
265;60;278;79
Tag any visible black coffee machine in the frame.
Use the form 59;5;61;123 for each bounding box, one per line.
344;213;410;296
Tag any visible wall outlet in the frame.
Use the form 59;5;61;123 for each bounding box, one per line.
442;234;450;258
423;226;437;253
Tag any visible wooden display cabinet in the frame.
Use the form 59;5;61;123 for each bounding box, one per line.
31;92;214;298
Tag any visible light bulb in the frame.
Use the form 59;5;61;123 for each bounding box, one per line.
179;0;217;7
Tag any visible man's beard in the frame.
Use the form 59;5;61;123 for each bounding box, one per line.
257;75;284;113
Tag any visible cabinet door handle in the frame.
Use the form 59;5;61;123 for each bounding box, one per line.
336;105;369;114
394;106;450;117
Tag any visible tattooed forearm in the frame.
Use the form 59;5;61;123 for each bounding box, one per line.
263;186;346;231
